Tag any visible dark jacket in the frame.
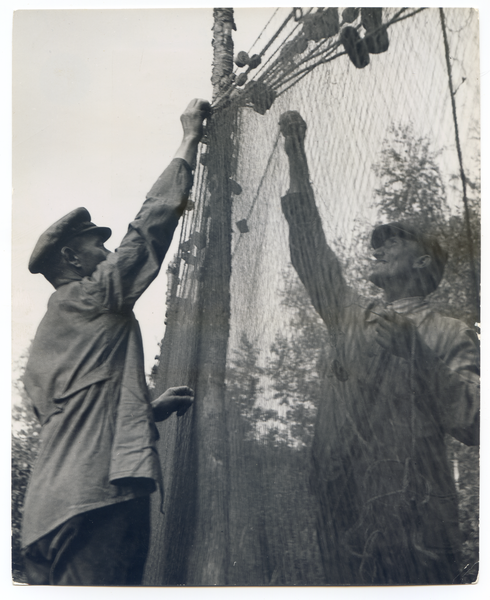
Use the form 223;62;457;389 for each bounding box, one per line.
22;159;193;548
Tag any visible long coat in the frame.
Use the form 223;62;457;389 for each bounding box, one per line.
281;190;479;584
22;159;193;549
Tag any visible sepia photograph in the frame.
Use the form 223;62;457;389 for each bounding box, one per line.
11;4;484;592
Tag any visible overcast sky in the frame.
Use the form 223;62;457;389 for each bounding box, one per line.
10;2;489;378
12;3;488;382
12;6;280;381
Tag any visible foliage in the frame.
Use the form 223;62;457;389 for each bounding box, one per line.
226;275;328;448
371;121;480;325
372;123;449;233
225;329;325;583
445;436;480;582
226;332;264;438
434;188;480;325
12;355;41;583
12;121;479;584
225;120;480;582
265;276;329;447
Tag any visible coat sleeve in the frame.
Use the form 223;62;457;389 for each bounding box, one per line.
81;158;193;311
415;317;480;446
281;190;351;332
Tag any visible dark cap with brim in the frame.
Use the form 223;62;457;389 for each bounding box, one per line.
371;221;448;285
28;207;112;274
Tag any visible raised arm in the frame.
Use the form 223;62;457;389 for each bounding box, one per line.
279;111;348;330
86;99;211;310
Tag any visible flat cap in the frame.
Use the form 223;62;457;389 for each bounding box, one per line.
29;207;111;274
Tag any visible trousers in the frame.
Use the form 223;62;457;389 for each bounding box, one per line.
23;496;150;586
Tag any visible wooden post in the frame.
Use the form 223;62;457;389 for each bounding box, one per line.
144;8;236;585
183;8;236;584
211;8;236;102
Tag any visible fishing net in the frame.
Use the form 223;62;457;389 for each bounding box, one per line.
144;8;480;585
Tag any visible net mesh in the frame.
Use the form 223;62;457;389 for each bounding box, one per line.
144;8;479;585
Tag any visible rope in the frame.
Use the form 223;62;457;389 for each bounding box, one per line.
255;9;294;60
276;51;345;99
439;7;479;314
410;327;416;459
231;131;281;258
245;8;279;56
274;7;416;91
255;18;306;86
214;7;429;116
150;7;479;585
213;9;297;111
263;8;422;98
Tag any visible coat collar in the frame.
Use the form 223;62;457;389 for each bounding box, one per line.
387;296;427;315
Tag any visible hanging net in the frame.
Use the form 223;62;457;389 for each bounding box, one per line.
144;8;480;585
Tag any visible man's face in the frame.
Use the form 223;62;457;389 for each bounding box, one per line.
368;235;423;289
69;232;111;277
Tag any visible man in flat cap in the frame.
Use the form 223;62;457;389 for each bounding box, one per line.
21;98;210;586
278;111;479;584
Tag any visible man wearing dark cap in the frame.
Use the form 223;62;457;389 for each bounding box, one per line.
278;111;479;584
21;98;210;586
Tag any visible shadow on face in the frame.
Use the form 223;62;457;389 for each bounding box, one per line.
67;233;111;277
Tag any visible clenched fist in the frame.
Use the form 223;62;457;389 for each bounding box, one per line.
180;98;212;142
